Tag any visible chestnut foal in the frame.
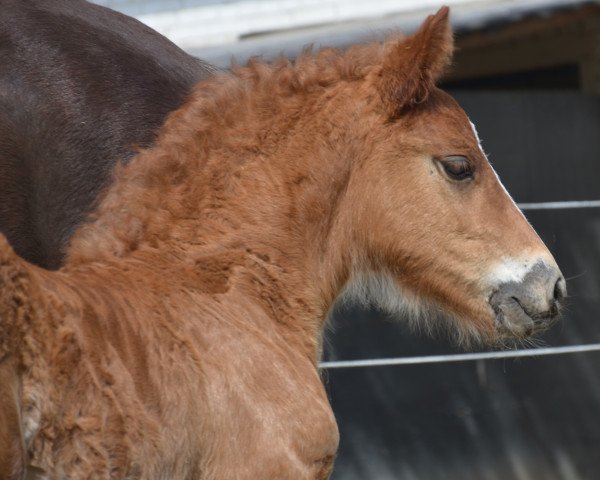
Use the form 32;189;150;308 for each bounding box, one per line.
0;7;564;479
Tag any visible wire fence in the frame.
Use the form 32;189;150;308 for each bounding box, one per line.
320;343;600;369
518;200;600;210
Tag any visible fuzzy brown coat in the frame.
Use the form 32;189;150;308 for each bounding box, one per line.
0;7;559;479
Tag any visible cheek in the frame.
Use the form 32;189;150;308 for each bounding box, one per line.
358;153;484;263
368;159;458;239
379;155;442;208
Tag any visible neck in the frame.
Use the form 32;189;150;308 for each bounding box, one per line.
67;73;362;355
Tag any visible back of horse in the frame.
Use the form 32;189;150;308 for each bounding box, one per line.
0;0;215;269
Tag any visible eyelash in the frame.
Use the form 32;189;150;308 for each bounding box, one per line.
439;156;473;181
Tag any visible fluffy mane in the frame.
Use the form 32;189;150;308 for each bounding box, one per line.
66;40;394;264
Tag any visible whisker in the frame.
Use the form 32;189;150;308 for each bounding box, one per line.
565;271;587;282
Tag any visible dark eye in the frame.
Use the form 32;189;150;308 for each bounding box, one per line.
440;155;473;181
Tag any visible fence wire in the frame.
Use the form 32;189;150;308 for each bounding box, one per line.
320;343;600;369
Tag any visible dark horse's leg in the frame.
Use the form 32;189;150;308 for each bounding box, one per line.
0;136;43;267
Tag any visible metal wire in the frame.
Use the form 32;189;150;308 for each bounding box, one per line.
319;343;600;369
518;200;600;210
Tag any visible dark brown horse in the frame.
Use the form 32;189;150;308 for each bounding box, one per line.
0;7;565;479
0;0;215;269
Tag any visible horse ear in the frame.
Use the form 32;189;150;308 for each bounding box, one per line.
377;6;453;117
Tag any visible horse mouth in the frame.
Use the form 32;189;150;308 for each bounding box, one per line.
491;296;560;339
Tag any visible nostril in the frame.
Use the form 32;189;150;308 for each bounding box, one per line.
548;277;566;318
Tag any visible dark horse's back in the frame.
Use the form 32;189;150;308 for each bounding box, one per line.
0;0;215;269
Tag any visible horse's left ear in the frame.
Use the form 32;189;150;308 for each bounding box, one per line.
377;6;453;117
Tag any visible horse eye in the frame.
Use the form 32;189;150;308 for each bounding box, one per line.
440;156;473;181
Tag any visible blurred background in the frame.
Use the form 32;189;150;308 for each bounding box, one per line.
92;1;600;478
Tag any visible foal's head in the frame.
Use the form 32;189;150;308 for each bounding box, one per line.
332;7;565;345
